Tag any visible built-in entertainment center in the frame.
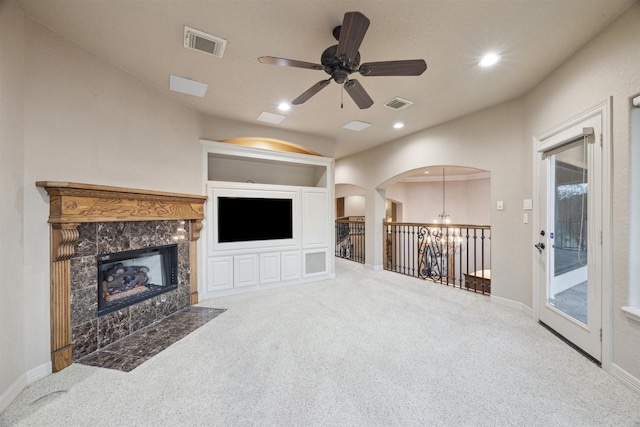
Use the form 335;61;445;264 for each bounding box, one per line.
200;140;335;299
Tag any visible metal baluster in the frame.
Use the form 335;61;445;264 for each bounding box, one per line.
473;228;478;292
464;227;469;290
480;228;486;294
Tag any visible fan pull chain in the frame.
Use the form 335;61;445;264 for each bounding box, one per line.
341;84;344;109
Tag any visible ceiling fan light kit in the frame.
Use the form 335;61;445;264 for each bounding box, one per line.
258;11;427;109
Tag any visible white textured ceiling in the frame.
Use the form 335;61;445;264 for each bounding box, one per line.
16;0;634;158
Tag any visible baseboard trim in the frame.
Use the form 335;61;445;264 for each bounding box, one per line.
610;363;640;395
26;361;52;384
490;294;533;317
0;362;52;414
199;273;334;300
0;375;26;414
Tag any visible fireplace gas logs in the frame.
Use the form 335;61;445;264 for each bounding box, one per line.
101;264;150;302
37;182;206;372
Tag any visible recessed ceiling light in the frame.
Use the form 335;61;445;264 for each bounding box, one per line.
479;53;500;67
169;75;208;97
277;102;291;111
256;111;285;124
343;121;372;131
424;171;429;174
393;122;405;129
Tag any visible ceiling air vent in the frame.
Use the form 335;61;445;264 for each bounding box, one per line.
383;97;413;111
184;26;227;58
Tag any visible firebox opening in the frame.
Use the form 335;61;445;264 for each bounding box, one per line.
97;244;178;316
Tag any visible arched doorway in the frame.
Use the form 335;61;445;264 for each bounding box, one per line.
381;165;492;293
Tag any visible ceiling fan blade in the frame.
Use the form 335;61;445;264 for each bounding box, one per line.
358;59;427;76
292;79;332;105
344;79;373;109
258;56;323;71
336;12;370;64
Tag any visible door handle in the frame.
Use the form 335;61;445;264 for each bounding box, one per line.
534;242;546;254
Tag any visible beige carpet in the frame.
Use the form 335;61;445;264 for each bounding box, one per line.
2;259;639;426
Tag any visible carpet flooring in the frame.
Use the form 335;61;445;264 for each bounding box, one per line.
2;259;639;426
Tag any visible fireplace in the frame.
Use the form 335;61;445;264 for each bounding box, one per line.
97;244;178;316
69;221;191;361
37;181;207;372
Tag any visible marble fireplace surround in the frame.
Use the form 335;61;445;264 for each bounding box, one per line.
37;182;207;372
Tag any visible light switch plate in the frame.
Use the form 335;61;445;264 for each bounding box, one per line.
497;201;504;211
523;199;533;210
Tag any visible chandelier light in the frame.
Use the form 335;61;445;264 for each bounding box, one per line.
435;167;451;224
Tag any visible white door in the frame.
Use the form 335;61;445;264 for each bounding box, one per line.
536;115;603;362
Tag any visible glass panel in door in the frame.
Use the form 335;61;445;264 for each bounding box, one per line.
548;143;588;324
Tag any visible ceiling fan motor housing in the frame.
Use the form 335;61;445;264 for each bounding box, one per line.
331;68;350;84
321;45;360;83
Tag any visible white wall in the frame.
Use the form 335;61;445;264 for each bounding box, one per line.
22;17;204;375
344;196;365;217
335;183;365;198
0;0;26;409
386;178;491;225
335;184;366;218
466;178;491;225
523;2;640;380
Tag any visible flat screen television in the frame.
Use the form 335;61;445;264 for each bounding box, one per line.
217;197;293;243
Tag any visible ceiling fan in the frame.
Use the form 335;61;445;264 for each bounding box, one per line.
258;11;427;109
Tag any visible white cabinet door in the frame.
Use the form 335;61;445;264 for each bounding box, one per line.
260;252;281;284
281;250;302;281
302;189;328;248
206;256;233;292
234;254;259;288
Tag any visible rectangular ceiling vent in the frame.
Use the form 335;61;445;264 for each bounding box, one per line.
184;26;227;58
383;97;413;110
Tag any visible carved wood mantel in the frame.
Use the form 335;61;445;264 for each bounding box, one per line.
37;181;207;372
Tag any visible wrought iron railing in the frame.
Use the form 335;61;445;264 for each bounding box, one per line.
383;222;491;294
335;218;365;263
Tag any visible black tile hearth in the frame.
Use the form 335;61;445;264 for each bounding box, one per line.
77;306;226;372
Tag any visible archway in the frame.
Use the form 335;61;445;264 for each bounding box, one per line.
379;165;492;293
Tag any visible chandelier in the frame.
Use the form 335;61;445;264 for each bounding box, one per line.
435;167;451;224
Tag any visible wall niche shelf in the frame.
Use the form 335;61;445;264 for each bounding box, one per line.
206;146;329;188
